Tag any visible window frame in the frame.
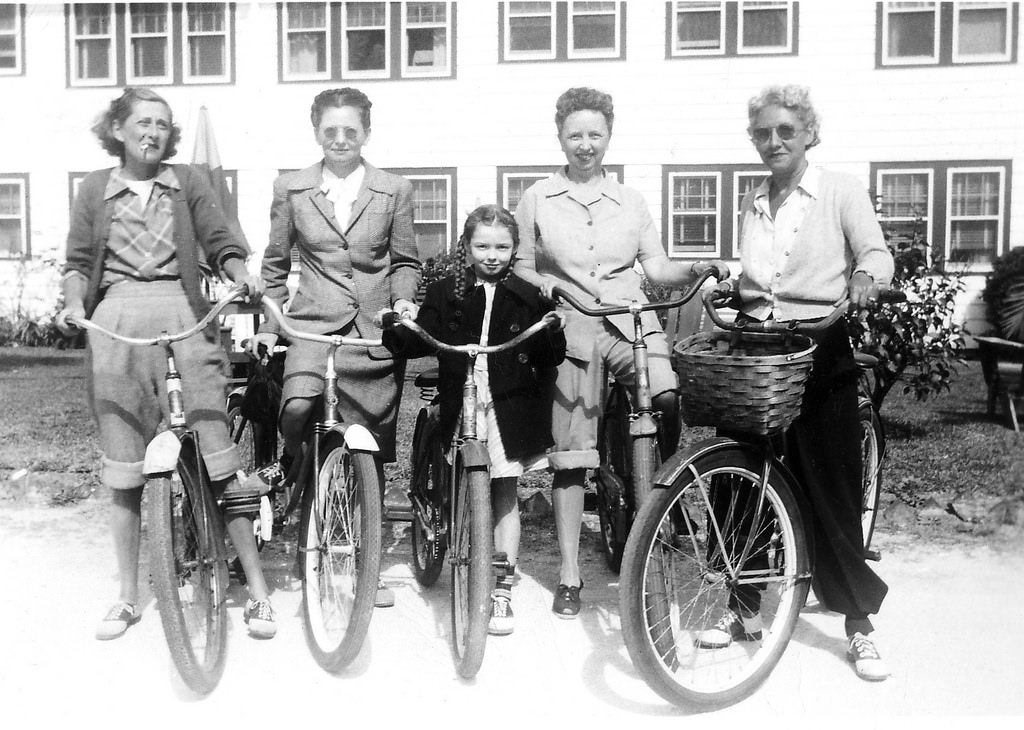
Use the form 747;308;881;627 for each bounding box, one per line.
873;167;936;257
182;2;234;84
871;160;1012;270
0;4;26;76
666;1;798;59
125;2;173;86
945;165;1006;267
386;167;457;259
663;163;763;260
500;1;627;63
279;2;456;83
668;171;722;258
877;1;1018;68
0;174;30;260
68;3;236;87
566;1;622;60
401;1;450;77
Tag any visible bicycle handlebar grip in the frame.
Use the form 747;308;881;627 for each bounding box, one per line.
380;310;401;330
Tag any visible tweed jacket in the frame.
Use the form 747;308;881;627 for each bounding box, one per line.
384;271;566;459
259;161;421;355
63;163;249;338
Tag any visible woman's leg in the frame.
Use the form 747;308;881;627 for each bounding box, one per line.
111;486;144;606
552;469;585;588
280;396;316;457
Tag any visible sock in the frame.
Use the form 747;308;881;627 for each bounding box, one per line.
494;565;514;601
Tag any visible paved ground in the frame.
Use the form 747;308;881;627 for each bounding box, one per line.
2;494;1023;730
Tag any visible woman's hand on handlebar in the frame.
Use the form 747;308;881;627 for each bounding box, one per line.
393;298;419;320
56;304;85;336
692;260;731;283
247;332;279;356
544;311;567;331
848;271;880;310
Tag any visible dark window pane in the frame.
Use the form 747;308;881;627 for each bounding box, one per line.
0;221;23;256
0;37;16;69
190;35;225;76
76;4;111;35
950;221;997;264
676;10;721;49
131;4;167;33
347;29;386;70
407;27;445;67
78;38;111;78
132;37;167;76
510;16;552;52
888;12;936;57
742;8;787;47
572;14;615;50
958;7;1007;55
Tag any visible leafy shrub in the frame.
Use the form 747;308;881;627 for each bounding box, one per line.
0;310;72;348
847;218;966;408
981;246;1024;342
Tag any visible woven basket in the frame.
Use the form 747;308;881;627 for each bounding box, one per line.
673;330;817;435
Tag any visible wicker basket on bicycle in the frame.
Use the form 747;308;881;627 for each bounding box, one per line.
673;330;817;435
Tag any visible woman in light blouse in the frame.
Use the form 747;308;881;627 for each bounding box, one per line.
702;84;895;682
514;87;728;618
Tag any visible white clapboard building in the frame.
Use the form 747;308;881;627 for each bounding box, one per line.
1;2;1021;338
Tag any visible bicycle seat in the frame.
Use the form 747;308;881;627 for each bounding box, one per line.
854;352;878;370
414;367;440;388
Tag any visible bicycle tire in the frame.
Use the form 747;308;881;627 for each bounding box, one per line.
596;383;632;572
300;441;382;672
148;451;229;695
858;399;883;551
450;462;492;679
620;446;809;707
227;404;258;475
410;413;446;587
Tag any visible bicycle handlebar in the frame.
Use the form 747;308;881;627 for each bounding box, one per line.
549;269;718;318
259;297;382;348
701;288;908;335
381;310;561;357
67;282;251;346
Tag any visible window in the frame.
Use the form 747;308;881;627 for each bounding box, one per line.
873;161;1011;267
280;2;454;81
663;164;764;258
0;4;24;75
386;169;456;260
0;175;29;259
878;2;1017;67
68;3;235;86
501;2;626;62
668;1;797;58
497;165;624;213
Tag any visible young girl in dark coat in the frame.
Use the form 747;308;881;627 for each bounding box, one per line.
383;204;566;635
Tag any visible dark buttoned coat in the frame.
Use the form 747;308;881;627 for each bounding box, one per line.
385;270;566;460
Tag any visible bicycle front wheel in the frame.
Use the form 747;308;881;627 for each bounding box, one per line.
450;462;492;679
858;399;883;551
620;446;809;707
300;443;382;672
148;454;229;695
410;410;446;587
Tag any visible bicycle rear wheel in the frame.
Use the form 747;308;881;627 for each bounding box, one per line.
450;461;492;679
148;449;229;695
300;441;381;672
620;446;809;707
858;399;883;551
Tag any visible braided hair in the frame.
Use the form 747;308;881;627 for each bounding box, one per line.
453;204;519;301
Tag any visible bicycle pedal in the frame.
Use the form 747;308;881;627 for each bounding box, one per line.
864;548;881;562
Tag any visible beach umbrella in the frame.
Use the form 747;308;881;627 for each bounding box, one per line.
192;105;247;248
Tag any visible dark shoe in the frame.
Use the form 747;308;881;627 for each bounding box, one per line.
245;453;294;493
375;582;395;608
244;598;277;639
696;610;763;648
847;632;890;681
95;602;140;640
551;581;582;619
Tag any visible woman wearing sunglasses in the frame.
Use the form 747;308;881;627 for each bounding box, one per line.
703;84;895;682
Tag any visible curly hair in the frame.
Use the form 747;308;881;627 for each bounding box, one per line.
310;87;372;130
92;87;181;161
747;83;822;148
554;87;614;133
453;204;519;301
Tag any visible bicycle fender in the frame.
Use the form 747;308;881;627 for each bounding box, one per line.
652;436;748;488
458;440;490;468
341;423;379;453
143;430;182;476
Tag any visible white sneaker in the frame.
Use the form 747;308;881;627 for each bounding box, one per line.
488;594;514;636
696;610;762;648
847;632;890;681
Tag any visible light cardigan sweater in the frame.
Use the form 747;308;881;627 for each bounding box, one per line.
737;166;894;322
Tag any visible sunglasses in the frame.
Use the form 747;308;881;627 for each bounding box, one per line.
750;124;804;144
323;125;361;143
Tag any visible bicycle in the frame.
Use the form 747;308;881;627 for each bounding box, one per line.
258;297;384;672
382;308;562;679
68;284;252;695
619;290;885;707
550;269;718;572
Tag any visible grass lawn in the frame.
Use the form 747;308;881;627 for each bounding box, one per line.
2;346;1021;528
